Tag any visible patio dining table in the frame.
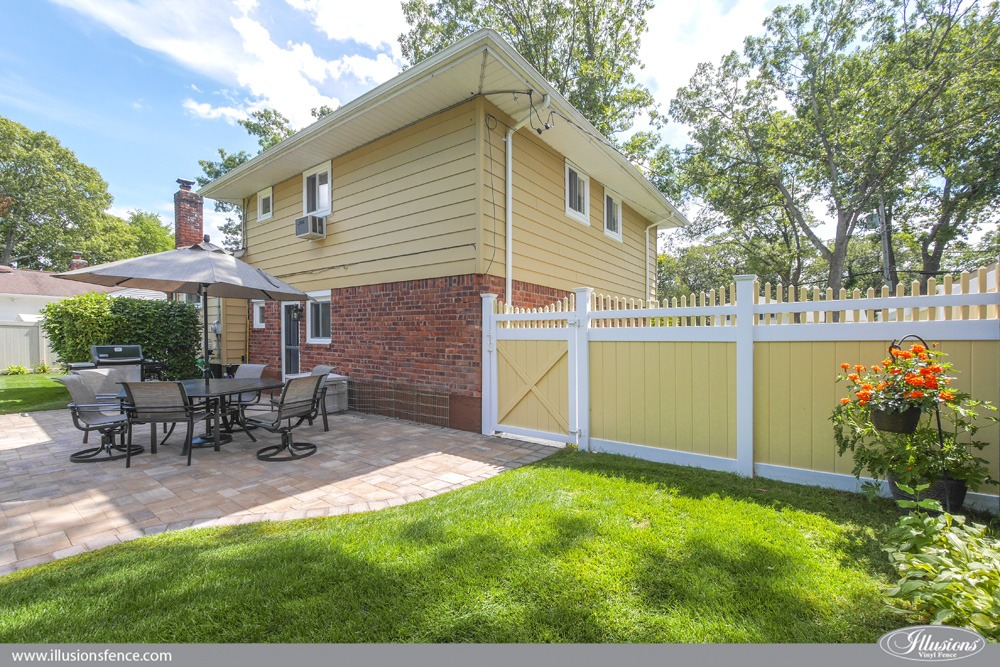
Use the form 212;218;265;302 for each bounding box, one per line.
119;378;286;453
181;377;286;449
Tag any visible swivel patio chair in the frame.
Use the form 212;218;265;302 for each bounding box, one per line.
309;365;334;431
73;368;125;444
222;363;268;430
121;381;211;467
242;375;323;462
54;374;142;466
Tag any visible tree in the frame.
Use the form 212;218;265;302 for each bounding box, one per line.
671;0;999;292
0;115;111;269
399;0;658;140
125;210;174;256
198;109;299;250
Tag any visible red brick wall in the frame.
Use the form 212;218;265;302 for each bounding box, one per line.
246;274;572;430
174;187;204;248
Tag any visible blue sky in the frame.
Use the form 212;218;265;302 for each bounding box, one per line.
0;0;782;243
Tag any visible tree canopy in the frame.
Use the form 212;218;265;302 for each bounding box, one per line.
0;115;112;270
399;0;658;140
668;0;1000;293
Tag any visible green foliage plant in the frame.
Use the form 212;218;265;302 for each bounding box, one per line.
32;362;52;374
40;294;200;380
831;344;998;490
2;365;29;376
884;484;1000;639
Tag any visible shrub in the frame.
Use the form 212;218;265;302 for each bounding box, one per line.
2;365;30;376
33;362;53;374
883;485;1000;639
40;295;200;380
39;292;113;364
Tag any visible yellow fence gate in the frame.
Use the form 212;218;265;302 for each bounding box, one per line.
481;265;1000;513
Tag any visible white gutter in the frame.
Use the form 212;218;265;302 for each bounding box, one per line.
505;94;550;306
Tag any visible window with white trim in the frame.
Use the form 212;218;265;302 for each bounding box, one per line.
604;191;622;242
257;187;273;221
565;161;589;224
252;300;265;329
303;162;332;217
306;291;331;344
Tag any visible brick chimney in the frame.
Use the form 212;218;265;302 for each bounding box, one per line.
174;178;204;248
69;251;88;271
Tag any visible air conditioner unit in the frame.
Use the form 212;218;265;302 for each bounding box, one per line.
294;215;326;240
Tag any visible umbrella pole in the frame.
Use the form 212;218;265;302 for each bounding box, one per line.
202;285;210;382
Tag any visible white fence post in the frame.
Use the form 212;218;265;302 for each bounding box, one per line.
572;287;593;451
481;293;498;436
734;275;757;477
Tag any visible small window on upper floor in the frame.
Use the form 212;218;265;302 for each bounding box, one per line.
252;300;265;329
303;162;332;217
306;291;332;344
604;191;622;242
257;187;273;221
565;161;589;225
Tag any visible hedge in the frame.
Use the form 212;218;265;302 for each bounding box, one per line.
40;294;200;380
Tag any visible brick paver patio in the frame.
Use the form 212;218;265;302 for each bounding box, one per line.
0;409;557;576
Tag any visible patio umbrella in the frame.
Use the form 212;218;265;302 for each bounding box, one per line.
54;237;309;379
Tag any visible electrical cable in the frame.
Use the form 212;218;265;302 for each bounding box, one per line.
484;113;500;275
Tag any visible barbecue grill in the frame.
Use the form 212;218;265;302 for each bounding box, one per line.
90;345;166;381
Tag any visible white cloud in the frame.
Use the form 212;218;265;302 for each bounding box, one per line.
328;53;399;85
284;0;408;60
52;0;388;130
182;99;247;124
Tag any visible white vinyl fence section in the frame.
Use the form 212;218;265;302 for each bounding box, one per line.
0;322;53;369
481;265;1000;513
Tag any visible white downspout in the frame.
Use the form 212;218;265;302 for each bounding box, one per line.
505;94;550;306
645;221;666;301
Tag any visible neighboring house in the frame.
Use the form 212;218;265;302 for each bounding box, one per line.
0;261;118;322
198;29;687;431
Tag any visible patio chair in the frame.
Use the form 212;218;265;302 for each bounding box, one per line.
54;374;142;466
241;375;323;462
222;363;268;430
309;365;334;431
121;381;211;467
73;368;125;444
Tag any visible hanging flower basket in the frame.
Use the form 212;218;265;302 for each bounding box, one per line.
870;406;922;434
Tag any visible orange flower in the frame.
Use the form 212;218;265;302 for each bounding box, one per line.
905;390;925;399
877;382;887;390
859;399;869;406
889;367;903;375
924;378;939;390
940;391;954;401
841;362;851;370
896;350;913;359
883;358;893;366
871;365;882;373
860;383;874;391
847;373;860;382
840;397;850;405
910;343;926;354
919;367;934;376
905;374;924;387
918;352;929;361
854;364;866;373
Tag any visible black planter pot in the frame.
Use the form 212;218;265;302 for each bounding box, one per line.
871;406;922;434
887;472;968;513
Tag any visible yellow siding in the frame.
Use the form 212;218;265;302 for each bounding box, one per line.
245;101;480;292
590;341;736;457
497;339;569;435
754;341;999;497
480;101;653;299
220;298;248;367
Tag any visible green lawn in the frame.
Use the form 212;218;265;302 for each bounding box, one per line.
0;373;68;414
0;449;906;643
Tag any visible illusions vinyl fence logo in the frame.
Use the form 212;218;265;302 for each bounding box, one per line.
879;626;986;662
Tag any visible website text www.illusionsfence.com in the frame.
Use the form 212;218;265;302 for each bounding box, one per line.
10;649;172;663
